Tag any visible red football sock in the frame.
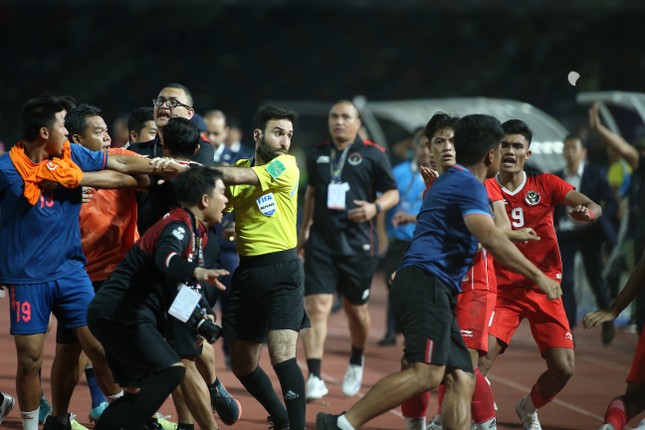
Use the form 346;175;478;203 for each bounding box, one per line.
472;368;496;423
401;391;430;419
604;398;627;430
529;384;554;409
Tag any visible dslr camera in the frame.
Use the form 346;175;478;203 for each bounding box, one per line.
187;306;222;344
180;282;222;344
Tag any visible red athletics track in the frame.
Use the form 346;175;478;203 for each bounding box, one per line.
1;272;643;429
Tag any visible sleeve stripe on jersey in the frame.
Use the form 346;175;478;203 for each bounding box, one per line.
463;210;492;218
101;153;108;170
165;252;178;268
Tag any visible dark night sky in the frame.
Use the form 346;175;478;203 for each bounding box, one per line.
1;0;644;146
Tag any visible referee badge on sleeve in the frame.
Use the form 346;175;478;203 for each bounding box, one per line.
266;159;286;179
257;193;277;216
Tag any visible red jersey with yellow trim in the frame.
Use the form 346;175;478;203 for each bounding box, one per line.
487;172;573;288
81;147;140;282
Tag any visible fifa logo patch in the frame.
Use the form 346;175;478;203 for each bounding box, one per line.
257;193;277;217
525;190;541;205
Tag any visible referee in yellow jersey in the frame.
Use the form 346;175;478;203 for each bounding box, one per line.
216;105;307;430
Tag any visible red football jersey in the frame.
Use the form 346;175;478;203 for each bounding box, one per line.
486;172;573;288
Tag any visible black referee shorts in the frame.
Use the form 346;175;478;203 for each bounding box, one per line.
223;249;310;343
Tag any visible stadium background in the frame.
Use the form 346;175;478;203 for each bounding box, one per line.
1;0;645;148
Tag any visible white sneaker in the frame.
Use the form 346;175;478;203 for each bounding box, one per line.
0;392;15;424
306;374;328;400
342;359;364;397
515;396;542;430
426;415;442;430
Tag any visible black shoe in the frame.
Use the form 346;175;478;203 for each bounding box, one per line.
378;333;396;346
602;321;616;345
210;382;242;425
43;416;72;430
316;413;342;430
267;416;290;430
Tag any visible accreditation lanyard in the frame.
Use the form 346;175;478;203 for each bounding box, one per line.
330;146;351;183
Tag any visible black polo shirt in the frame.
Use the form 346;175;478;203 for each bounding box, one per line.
306;137;396;256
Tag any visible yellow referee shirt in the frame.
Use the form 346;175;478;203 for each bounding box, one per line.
226;154;299;256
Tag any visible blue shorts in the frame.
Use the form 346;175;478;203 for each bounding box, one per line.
7;268;95;336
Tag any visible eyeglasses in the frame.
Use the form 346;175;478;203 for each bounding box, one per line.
152;96;192;110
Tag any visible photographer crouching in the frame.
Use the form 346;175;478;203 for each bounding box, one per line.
87;166;229;430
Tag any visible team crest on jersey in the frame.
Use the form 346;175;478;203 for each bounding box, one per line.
348;152;363;166
257;193;277;216
525;190;541;205
172;226;186;240
46;161;58;171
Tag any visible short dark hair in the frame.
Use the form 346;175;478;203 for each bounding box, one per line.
56;95;77;112
163;117;200;159
21;96;65;141
175;165;223;207
425;112;459;141
162;83;193;107
128;106;154;136
501;119;533;146
252;105;298;133
65;103;103;136
454;114;504;165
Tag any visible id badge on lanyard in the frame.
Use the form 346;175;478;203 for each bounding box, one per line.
327;182;350;210
328;146;351;210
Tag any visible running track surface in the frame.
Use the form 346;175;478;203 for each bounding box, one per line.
1;272;643;429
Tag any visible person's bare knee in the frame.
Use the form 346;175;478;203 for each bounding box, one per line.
230;339;262;377
478;336;503;376
304;294;333;321
545;348;575;380
268;329;298;365
14;334;46;375
409;362;445;392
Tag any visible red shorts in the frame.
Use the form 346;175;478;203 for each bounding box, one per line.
462;249;497;294
455;289;497;354
489;283;574;355
627;328;645;384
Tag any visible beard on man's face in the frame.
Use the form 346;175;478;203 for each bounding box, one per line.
257;136;284;162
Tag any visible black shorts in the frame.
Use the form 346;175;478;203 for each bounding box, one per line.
390;266;473;373
304;245;379;305
87;305;179;388
223;249;310;343
57;280;106;344
166;318;203;358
